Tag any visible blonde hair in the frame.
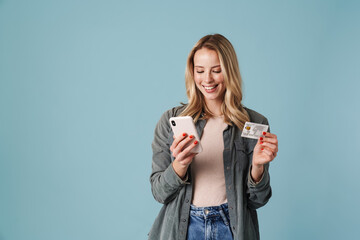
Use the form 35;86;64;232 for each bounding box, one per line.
180;34;250;130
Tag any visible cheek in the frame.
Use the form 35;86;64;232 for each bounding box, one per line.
216;74;225;83
194;75;202;85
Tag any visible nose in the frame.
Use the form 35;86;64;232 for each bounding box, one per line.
204;71;213;83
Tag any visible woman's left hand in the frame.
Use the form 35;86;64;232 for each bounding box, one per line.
251;132;278;182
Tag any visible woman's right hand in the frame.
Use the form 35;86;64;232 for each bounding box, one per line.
170;133;199;180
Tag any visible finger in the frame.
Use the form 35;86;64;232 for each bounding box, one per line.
173;135;195;157
263;132;277;139
263;146;277;158
261;135;278;144
177;139;199;160
265;144;278;157
260;142;277;151
254;137;263;150
170;133;188;152
260;148;275;161
176;135;195;152
179;153;197;165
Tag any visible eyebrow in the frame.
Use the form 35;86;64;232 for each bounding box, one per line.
194;65;221;68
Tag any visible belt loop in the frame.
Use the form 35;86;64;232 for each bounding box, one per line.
219;207;229;226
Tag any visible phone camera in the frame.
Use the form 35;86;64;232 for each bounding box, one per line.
171;120;176;126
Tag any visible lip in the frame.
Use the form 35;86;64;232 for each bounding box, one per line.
203;84;218;93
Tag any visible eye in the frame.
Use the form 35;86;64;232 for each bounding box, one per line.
196;71;204;73
213;70;221;73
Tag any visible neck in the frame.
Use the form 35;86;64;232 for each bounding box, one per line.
205;99;223;117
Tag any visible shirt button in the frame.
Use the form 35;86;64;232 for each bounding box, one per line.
227;166;230;170
182;219;187;222
185;199;189;203
228;185;231;189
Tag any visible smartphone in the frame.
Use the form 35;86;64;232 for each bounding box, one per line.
169;116;202;154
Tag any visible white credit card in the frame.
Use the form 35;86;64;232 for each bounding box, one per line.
241;122;269;139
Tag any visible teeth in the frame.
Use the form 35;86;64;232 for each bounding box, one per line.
204;86;216;90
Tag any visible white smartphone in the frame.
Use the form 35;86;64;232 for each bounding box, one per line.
169;116;203;154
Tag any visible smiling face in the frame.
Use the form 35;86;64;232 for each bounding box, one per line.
193;48;226;107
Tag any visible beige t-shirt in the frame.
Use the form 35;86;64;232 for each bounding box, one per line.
191;116;228;207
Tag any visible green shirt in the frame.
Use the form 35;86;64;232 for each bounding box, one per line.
149;105;272;240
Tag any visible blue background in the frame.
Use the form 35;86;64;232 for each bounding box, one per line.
1;0;359;239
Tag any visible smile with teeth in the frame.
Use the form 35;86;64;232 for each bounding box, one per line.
203;85;218;90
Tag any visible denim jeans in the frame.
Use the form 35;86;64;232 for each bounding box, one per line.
187;203;233;240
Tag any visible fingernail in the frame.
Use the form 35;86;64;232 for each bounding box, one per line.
263;132;266;135
194;140;198;144
183;133;186;136
261;148;264;151
260;137;263;141
189;135;194;139
260;142;263;144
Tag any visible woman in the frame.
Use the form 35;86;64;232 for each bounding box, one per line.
149;34;278;240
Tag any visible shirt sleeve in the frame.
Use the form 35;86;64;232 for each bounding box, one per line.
246;117;272;209
149;109;190;204
248;165;265;186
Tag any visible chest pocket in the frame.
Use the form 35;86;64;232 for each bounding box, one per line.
234;140;255;155
233;141;251;171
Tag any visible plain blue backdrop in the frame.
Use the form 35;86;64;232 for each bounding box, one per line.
1;0;359;239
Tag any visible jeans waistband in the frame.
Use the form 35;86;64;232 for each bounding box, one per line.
190;203;229;225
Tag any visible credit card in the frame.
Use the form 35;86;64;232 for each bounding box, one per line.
241;122;269;139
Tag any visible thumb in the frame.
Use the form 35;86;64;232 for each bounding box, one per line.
254;137;263;153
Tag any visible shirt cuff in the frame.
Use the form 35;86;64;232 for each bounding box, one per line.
167;163;190;185
248;165;265;186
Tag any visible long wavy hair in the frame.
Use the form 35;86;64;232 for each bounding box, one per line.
180;34;250;130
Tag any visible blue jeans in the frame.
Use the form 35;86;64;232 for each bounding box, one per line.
187;203;233;240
